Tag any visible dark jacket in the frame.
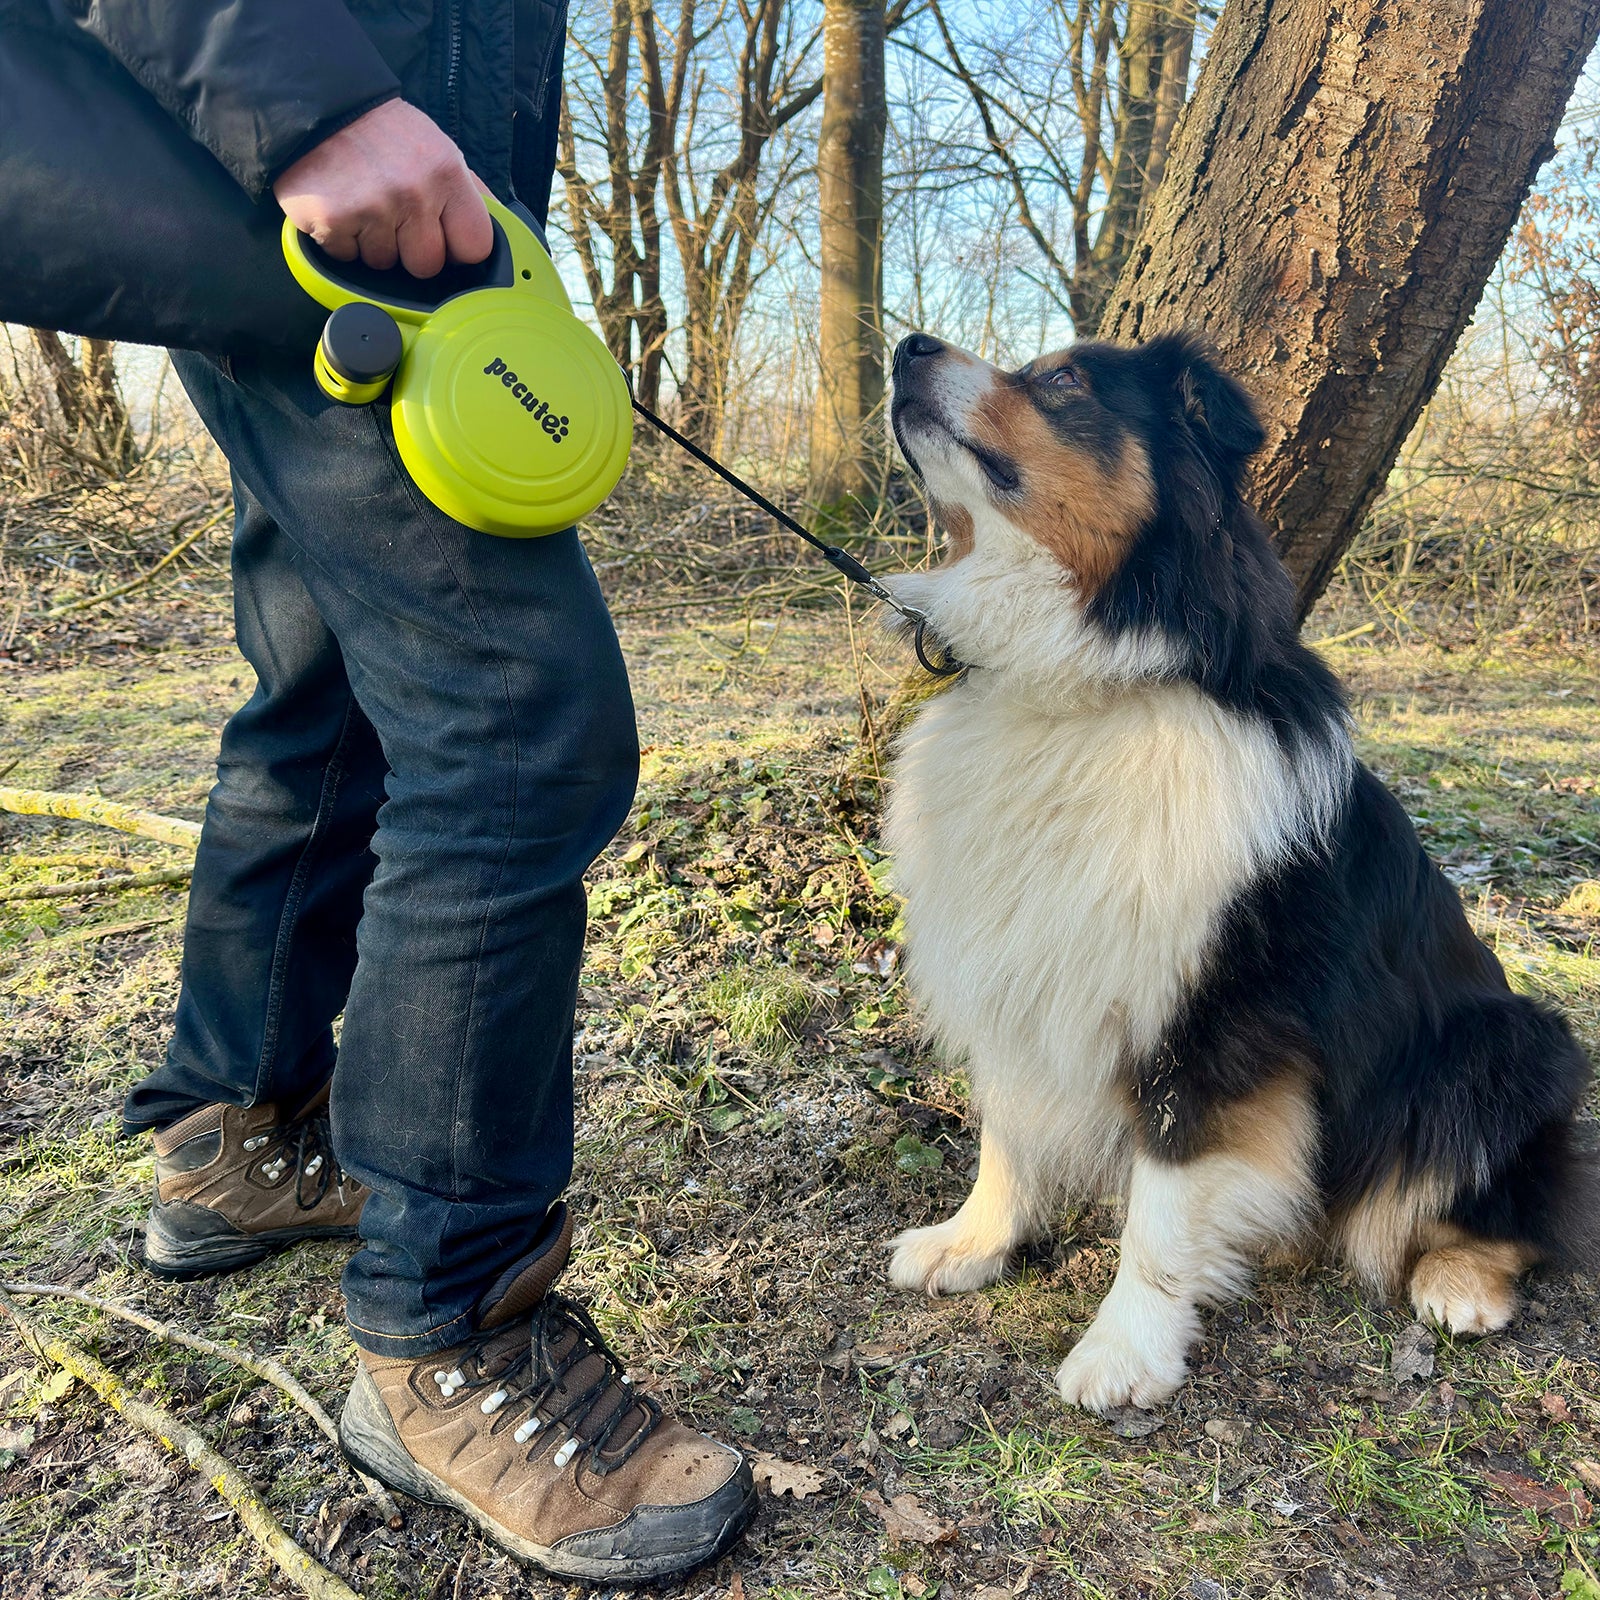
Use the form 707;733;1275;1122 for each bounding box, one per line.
0;0;569;351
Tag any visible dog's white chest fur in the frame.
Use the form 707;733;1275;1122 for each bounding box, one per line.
885;674;1317;1193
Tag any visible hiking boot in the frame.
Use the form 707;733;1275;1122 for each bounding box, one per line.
144;1086;367;1278
338;1206;757;1585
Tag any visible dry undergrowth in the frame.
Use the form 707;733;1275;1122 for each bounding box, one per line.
0;489;1598;1600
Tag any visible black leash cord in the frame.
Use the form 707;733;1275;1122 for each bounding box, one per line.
628;396;966;677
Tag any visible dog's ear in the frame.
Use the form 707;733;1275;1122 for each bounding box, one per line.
1147;332;1266;485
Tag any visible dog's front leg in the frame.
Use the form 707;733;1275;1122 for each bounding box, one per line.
887;1122;1038;1295
1057;1143;1310;1413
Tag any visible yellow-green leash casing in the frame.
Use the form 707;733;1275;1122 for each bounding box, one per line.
282;195;633;537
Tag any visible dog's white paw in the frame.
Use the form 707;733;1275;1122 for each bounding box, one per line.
1056;1316;1188;1414
887;1219;1010;1296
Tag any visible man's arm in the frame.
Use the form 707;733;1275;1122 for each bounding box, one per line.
65;0;401;200
66;1;492;275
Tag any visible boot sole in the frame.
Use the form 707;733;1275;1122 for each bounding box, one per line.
144;1212;360;1280
339;1367;758;1585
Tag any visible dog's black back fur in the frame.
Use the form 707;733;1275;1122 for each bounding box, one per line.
1079;331;1597;1271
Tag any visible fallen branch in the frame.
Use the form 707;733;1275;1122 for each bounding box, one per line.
0;866;192;903
0;1291;361;1600
0;1280;402;1527
1305;619;1379;649
0;787;201;849
42;507;229;618
39;912;183;946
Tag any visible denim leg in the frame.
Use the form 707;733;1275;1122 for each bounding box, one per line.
123;471;387;1133
155;348;638;1355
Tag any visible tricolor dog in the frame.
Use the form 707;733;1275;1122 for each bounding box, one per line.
882;330;1596;1413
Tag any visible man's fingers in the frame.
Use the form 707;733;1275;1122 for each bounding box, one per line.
441;183;495;265
314;227;361;263
395;211;449;280
354;220;402;273
270;102;492;280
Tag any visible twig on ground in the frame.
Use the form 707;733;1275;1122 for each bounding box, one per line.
41;507;229;618
0;787;202;848
0;866;192;903
1305;620;1379;649
34;912;183;946
0;1279;402;1527
0;1291;361;1600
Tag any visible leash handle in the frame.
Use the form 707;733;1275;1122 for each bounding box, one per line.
628;396;966;677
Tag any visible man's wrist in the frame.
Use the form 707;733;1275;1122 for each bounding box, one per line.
270;91;406;203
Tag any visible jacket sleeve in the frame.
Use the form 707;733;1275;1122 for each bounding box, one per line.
65;1;404;200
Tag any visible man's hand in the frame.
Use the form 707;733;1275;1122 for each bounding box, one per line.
273;99;493;278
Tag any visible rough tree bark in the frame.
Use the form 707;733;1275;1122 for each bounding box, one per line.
808;0;888;505
1100;0;1600;618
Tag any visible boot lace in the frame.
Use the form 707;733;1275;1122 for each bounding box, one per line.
249;1112;346;1211
433;1293;663;1477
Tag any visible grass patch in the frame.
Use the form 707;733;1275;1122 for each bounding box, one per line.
700;960;816;1056
1307;1418;1486;1537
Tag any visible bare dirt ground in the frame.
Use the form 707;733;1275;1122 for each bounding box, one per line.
2;562;1599;1600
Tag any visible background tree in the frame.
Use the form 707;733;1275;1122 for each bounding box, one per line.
807;0;888;506
557;3;674;408
560;0;823;443
29;331;136;475
1101;0;1600;617
923;0;1199;330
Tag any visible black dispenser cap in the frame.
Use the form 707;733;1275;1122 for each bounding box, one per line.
319;302;404;385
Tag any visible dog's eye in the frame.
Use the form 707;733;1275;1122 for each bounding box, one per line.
1043;366;1079;388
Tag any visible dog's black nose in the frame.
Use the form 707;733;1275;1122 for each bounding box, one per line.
899;332;944;363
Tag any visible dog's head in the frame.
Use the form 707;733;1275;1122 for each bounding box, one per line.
888;331;1290;692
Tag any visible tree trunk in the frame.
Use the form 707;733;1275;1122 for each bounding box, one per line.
809;0;887;506
30;330;136;473
1139;0;1197;226
1100;0;1600;617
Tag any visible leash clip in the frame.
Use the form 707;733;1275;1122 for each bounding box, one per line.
912;616;966;678
860;580;966;678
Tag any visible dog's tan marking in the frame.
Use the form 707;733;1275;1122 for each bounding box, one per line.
971;382;1155;593
930;500;974;563
1335;1167;1455;1294
1409;1231;1533;1335
1206;1072;1320;1199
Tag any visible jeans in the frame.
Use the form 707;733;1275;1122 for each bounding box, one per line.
124;349;638;1356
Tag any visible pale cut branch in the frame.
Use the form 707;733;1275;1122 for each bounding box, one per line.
0;1292;361;1600
0;788;202;849
42;507;228;619
0;1280;401;1527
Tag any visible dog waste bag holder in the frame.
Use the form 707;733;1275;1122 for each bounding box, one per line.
283;195;633;537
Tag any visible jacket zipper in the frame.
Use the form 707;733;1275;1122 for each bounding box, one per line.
445;0;464;141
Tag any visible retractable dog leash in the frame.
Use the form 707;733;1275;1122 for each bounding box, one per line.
284;195;963;674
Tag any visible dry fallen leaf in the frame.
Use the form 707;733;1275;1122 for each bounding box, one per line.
1539;1392;1574;1425
752;1451;826;1501
1103;1406;1164;1439
1574;1460;1600;1495
1204;1417;1249;1448
860;1489;956;1546
1480;1467;1592;1528
1388;1321;1435;1385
